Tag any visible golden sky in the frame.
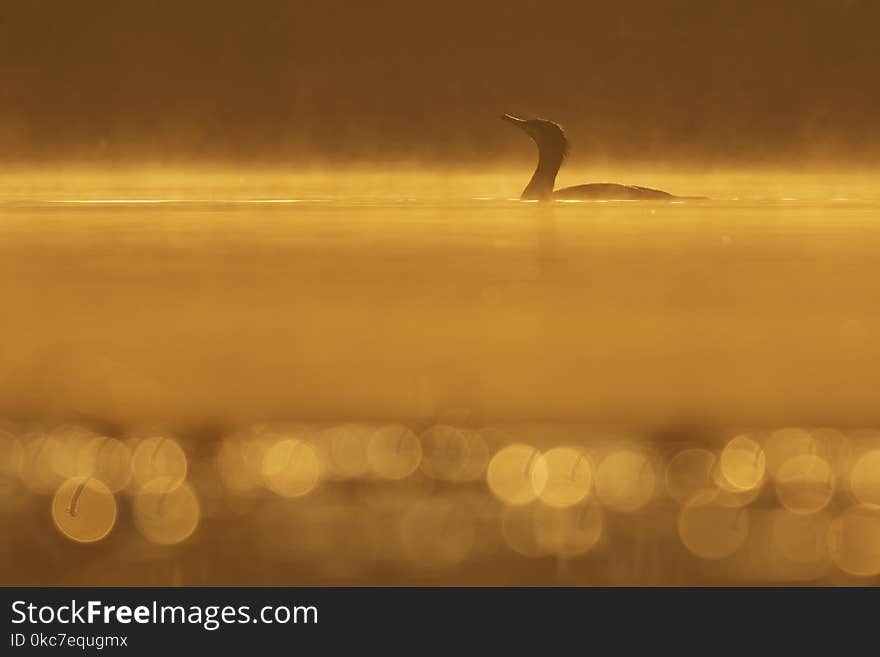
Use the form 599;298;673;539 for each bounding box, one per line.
1;0;878;165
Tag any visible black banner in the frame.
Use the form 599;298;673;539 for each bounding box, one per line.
0;587;871;653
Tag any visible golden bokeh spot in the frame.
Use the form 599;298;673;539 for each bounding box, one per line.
711;460;764;508
849;450;880;505
764;427;818;477
321;424;371;479
130;436;187;491
133;477;200;545
595;450;656;512
261;438;321;497
771;510;831;564
486;443;546;506
775;454;834;514
828;504;880;577
51;477;117;543
400;500;475;569
367;424;422;480
720;435;765;490
665;448;717;505
535;447;592;508
419;425;469;481
533;502;603;556
77;437;132;492
678;491;750;559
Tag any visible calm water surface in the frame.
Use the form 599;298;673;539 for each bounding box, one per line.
2;172;879;427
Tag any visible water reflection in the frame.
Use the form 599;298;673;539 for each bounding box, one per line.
1;418;879;584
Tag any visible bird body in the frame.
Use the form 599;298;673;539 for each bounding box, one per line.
503;114;695;201
553;183;674;200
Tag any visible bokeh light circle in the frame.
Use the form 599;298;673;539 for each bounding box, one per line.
133;477;200;545
595;450;656;512
261;438;321;497
52;477;117;543
720;435;766;490
130;436;187;491
535;447;592;508
486;443;546;506
367;425;422;480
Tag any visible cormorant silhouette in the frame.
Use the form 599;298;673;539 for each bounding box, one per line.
503;114;692;201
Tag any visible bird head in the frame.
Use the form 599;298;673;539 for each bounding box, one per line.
502;114;569;159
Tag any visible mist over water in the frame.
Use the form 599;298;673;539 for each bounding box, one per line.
2;167;880;429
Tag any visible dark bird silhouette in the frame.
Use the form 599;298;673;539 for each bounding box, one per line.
503;114;696;201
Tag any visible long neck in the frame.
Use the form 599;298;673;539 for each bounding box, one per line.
521;143;563;200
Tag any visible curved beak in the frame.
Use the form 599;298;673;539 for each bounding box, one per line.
502;113;526;126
